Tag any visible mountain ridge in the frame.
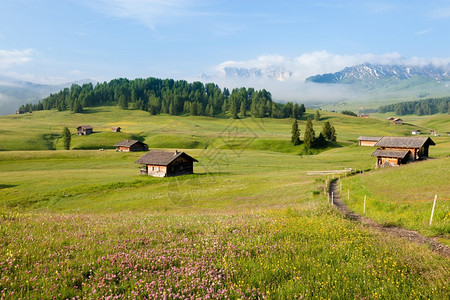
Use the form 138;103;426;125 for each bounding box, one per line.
305;63;450;84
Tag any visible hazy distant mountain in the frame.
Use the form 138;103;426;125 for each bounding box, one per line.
305;63;450;84
203;65;292;82
0;76;95;115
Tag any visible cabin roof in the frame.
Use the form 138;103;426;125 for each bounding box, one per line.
114;139;146;147
371;149;411;159
357;136;382;142
77;125;93;130
374;136;435;148
111;126;121;130
135;150;198;166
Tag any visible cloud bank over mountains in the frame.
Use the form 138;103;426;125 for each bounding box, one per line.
201;51;450;102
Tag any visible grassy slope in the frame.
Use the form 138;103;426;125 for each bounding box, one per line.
0;108;449;298
0;106;431;151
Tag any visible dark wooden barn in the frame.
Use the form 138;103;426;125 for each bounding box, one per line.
135;150;198;177
76;125;93;135
371;136;435;168
114;140;148;152
111;127;121;132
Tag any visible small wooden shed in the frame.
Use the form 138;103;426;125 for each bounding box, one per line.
371;136;435;168
135;150;198;177
111;127;121;132
114;140;148;152
77;125;93;135
393;118;403;125
357;136;381;147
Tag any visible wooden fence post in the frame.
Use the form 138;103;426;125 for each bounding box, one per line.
429;195;437;227
347;189;349;201
331;192;334;205
363;195;366;214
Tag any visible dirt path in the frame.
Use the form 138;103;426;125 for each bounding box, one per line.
329;179;450;259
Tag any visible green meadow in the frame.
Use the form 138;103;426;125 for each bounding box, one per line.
0;107;449;298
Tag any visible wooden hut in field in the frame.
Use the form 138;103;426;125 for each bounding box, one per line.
358;136;381;146
114;140;148;152
135;150;198;177
76;125;93;135
111;127;121;132
371;136;435;168
393;118;403;125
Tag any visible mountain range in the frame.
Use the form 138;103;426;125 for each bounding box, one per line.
0;76;94;115
305;63;450;84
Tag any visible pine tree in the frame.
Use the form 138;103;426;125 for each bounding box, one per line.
315;110;321;121
73;100;83;113
322;121;333;141
62;127;71;150
291;119;301;146
240;101;246;117
330;126;336;141
303;117;315;149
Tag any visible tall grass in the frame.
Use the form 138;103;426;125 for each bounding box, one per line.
341;157;450;242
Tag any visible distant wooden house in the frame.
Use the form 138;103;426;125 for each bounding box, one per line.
111;127;121;132
77;125;93;135
114;140;148;152
16;110;24;114
411;130;421;135
393;118;403;125
386;117;395;121
359;114;369;118
135;150;198;177
371;136;435;168
357;136;381;147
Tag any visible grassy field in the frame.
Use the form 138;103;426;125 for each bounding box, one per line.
0;108;449;298
0;106;435;152
341;157;450;241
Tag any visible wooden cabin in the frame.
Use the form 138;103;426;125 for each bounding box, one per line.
393;118;403;125
371;136;435;168
16;110;24;114
114;140;148;152
111;127;121;132
358;136;381;147
411;130;421;135
135;150;198;177
76;125;93;135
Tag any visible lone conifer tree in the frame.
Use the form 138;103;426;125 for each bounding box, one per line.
291;119;301;145
322;121;333;141
62;127;71;150
303;117;315;149
315;110;321;121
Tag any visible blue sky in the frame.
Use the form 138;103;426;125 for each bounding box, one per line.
1;0;450;86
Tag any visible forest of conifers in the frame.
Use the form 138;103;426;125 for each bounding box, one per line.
18;77;306;119
378;97;449;115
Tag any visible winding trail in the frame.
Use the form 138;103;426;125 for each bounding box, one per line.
329;179;450;258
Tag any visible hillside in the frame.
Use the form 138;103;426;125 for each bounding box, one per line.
0;109;449;298
2;106;446;152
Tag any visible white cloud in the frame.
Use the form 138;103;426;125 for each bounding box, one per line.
206;51;450;102
80;0;204;30
429;6;450;19
416;28;434;35
214;51;448;82
0;49;33;69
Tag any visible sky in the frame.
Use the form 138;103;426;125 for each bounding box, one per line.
1;0;450;90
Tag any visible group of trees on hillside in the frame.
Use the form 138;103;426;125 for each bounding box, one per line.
291;118;336;150
17;77;307;119
378;97;449;116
